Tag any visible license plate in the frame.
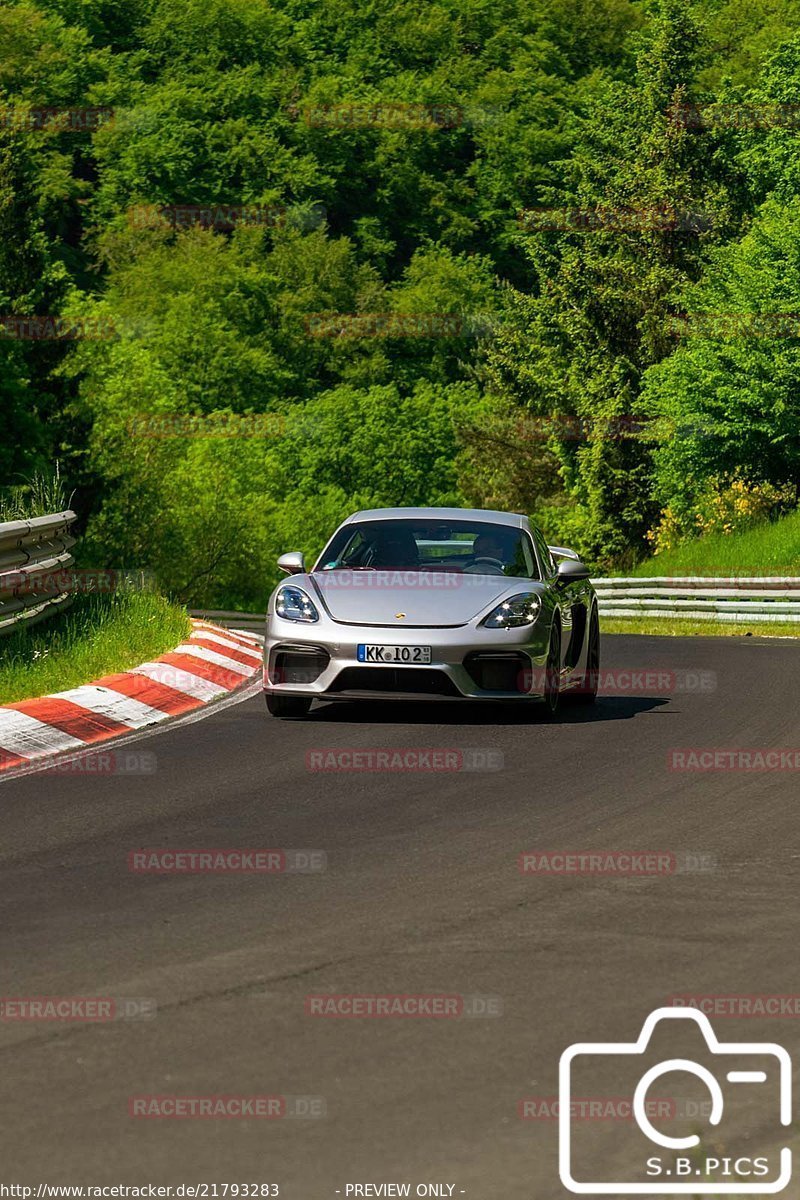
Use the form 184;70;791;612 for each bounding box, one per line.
357;644;432;664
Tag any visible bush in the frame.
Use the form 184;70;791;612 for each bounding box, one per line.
646;478;796;554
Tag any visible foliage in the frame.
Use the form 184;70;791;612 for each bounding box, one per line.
483;0;744;567
640;196;800;528
630;504;800;576
646;478;796;553
2;0;800;599
75;377;479;608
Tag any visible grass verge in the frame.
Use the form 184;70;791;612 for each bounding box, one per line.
627;508;800;577
0;590;191;705
601;616;800;638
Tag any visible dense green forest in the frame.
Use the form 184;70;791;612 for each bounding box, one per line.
2;0;800;606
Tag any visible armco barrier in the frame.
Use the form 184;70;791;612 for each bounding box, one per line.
189;609;266;634
593;577;800;623
0;510;77;636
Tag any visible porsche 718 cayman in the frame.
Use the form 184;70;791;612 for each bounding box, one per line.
263;507;599;719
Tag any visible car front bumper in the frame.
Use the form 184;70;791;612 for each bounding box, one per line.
262;616;554;702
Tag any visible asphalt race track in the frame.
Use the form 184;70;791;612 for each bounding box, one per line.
1;633;798;1197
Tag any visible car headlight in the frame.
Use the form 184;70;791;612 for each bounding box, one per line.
275;585;320;623
481;592;541;628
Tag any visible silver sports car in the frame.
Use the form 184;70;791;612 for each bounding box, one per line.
263;507;599;719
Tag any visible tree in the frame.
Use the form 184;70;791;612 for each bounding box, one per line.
641;196;800;525
0;127;65;481
483;0;736;564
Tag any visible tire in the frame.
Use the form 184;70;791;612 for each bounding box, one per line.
265;693;312;720
572;605;599;705
542;623;562;719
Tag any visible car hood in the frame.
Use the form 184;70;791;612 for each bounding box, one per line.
298;571;541;627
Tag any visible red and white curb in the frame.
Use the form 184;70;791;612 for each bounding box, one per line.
0;620;262;773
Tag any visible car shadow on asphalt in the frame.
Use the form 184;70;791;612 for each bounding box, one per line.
306;696;671;726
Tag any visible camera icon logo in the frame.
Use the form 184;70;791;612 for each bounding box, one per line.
559;1006;792;1194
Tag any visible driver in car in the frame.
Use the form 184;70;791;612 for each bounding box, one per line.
464;532;507;573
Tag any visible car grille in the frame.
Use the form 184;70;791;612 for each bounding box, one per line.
327;667;461;696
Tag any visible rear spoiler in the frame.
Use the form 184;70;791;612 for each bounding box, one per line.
548;545;581;562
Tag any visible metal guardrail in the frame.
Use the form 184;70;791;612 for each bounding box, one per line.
593;577;800;623
0;510;78;636
190;609;266;634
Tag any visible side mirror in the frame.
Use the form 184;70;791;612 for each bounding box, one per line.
277;551;305;575
556;557;590;584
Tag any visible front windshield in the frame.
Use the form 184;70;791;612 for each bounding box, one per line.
316;518;538;579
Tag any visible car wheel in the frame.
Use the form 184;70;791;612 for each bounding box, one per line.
542;624;561;718
572;606;599;705
265;694;312;720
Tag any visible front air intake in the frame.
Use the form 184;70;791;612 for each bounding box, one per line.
463;652;530;692
271;645;330;685
328;667;461;696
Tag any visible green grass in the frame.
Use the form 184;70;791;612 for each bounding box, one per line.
626;507;800;578
605;508;800;637
0;466;69;522
602;616;800;638
0;590;191;705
